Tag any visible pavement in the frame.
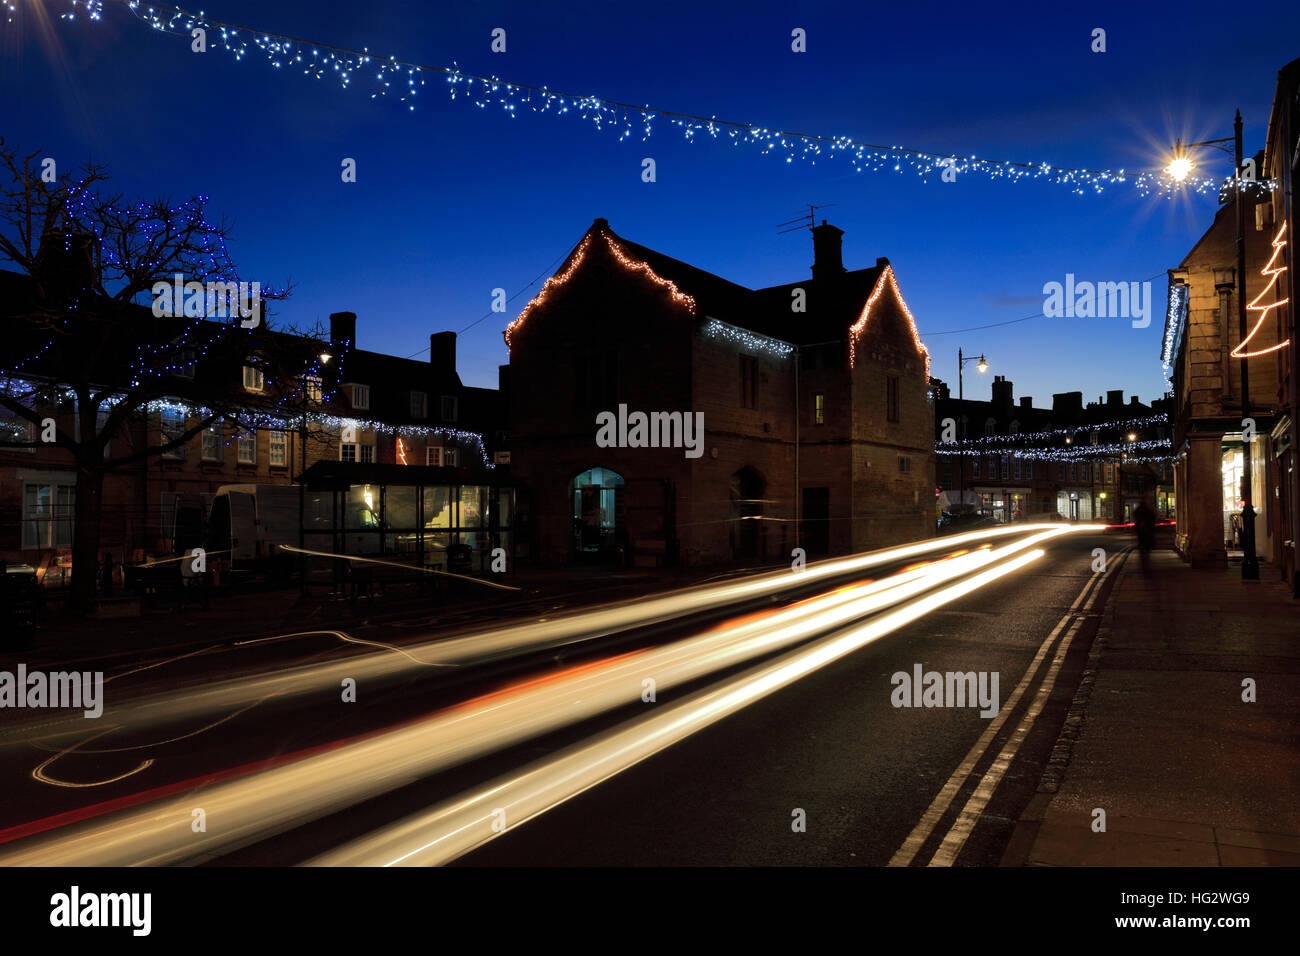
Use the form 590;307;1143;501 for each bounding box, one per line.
1004;547;1300;866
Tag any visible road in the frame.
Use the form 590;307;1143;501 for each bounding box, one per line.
0;523;1129;866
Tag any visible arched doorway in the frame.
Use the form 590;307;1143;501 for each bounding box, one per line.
571;467;624;558
730;466;765;560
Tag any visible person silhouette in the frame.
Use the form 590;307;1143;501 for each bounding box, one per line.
1133;496;1157;573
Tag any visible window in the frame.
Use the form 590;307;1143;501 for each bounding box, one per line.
410;391;427;419
359;443;374;464
243;363;264;393
1009;420;1020;435
237;430;257;465
985;418;997;437
269;430;288;467
174;347;196;378
941;473;952;491
341;443;357;463
1;413;34;453
202;423;224;462
1013;456;1021;481
1057;461;1065;481
305;375;322;402
972;457;980;479
1069;461;1077;482
1106;462;1115;483
1001;455;1009;480
886;376;900;423
739;355;758;409
813;392;825;425
898;455;911;473
443;447;458;467
426;446;443;467
440;395;458;422
23;483;74;549
159;407;187;460
1090;430;1099;446
351;384;370;410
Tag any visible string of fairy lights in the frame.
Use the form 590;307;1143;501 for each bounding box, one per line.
21;0;1274;198
935;412;1174;463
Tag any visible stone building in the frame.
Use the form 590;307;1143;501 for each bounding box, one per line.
1163;175;1280;568
503;217;935;567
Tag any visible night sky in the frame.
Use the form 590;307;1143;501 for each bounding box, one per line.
5;0;1298;406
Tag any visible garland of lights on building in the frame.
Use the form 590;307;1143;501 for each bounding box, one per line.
505;226;697;349
935;412;1175;462
20;0;1276;198
0;379;495;467
848;265;931;377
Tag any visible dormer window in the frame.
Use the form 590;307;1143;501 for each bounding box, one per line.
440;394;458;422
410;390;427;419
242;362;264;393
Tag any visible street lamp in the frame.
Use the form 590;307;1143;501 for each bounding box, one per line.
299;348;332;594
1167;112;1259;579
957;348;989;515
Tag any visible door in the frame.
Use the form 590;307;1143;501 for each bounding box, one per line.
227;492;257;562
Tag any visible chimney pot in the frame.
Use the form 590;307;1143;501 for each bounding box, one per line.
329;311;357;347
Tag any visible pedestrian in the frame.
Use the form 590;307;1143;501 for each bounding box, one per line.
1133;496;1156;573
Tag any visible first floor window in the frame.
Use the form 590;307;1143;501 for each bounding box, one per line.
161;407;186;460
202;423;224;462
443;447;458;467
243;363;264;393
426;446;443;467
269;430;288;467
440;394;458;422
341;443;357;463
898;455;911;473
972;456;980;479
813;392;825;425
23;483;74;549
359;443;375;464
1000;455;1010;480
410;391;427;419
237;430;257;465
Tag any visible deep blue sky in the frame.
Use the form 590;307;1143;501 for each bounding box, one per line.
4;0;1297;406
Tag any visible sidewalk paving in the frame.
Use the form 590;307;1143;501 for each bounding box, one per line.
1007;549;1300;866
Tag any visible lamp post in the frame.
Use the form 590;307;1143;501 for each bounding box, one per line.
298;348;331;594
1167;112;1259;579
957;348;989;513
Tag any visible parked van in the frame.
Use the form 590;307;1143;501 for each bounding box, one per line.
207;483;301;574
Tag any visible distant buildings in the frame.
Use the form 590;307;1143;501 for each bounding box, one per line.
503;218;935;567
933;377;1173;524
0;268;503;578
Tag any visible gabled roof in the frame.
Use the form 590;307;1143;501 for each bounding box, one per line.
506;219;926;365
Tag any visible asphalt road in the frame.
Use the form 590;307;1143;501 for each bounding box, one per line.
0;526;1130;865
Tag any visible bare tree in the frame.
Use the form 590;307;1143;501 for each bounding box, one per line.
0;138;320;613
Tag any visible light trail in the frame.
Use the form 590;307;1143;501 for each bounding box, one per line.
0;524;1099;750
306;549;1047;866
0;531;1068;865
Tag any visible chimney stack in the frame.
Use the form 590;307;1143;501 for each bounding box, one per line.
991;375;1013;411
329;311;356;348
1106;389;1123;407
430;330;458;382
1019;396;1032;409
811;220;846;283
